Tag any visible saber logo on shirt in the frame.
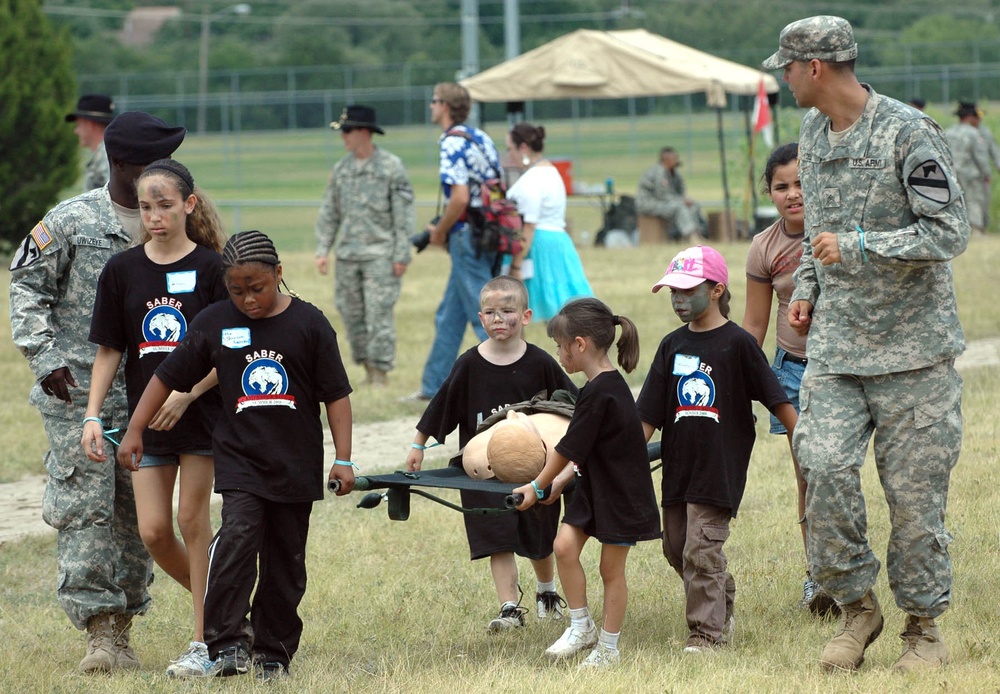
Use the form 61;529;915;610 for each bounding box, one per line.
675;369;720;423
237;357;296;412
139;305;187;357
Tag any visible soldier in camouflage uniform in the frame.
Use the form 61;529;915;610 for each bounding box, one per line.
9;111;185;674
945;102;991;235
635;146;702;239
65;95;115;192
764;16;968;674
316;105;414;386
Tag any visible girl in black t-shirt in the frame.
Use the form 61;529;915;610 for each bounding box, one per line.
117;230;354;681
82;158;227;678
514;298;660;669
637;245;796;654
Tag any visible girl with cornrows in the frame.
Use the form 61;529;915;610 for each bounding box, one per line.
117;230;355;681
505;122;593;321
82;158;227;677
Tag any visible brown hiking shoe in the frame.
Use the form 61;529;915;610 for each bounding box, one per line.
819;589;884;672
111;613;140;670
892;615;948;672
79;615;116;673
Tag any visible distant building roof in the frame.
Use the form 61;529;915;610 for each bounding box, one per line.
120;6;181;48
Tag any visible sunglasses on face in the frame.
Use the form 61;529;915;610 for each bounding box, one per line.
341;125;355;134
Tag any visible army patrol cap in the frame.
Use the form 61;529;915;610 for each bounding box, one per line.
330;105;385;135
65;94;115;124
762;15;858;70
104;112;186;165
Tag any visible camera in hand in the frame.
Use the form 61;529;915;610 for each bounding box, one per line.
410;216;441;253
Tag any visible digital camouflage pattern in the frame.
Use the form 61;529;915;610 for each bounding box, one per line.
635;164;700;236
793;362;962;617
791;81;967;621
792;85;969;375
84;140;110;192
9;188;151;629
761;15;858;70
316;146;415;372
945;121;991;229
315;146;414;264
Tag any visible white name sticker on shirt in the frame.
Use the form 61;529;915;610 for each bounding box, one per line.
673;354;700;376
166;270;197;294
222;327;251;349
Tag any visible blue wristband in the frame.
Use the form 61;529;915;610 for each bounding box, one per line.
82;416;103;428
530;480;545;500
855;225;869;264
334;459;358;470
411;442;441;450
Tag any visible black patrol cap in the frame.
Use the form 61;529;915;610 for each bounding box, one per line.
65;94;116;125
330;105;385;135
104;112;186;165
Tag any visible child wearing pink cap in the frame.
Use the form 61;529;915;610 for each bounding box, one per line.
636;245;798;653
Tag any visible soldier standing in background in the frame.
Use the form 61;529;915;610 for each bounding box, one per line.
9;112;186;674
316;105;414;386
65;95;115;192
945;102;992;236
764;16;968;674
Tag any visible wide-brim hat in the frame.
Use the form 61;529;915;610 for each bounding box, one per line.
955;101;981;118
330;105;385;134
65;94;115;124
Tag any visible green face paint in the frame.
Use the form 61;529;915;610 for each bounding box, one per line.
670;282;712;323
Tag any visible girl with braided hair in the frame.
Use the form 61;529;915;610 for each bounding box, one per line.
118;230;354;681
82;158;227;677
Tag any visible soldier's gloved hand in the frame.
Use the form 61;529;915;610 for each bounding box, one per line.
41;366;77;403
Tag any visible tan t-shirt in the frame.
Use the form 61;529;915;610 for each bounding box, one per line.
745;218;807;358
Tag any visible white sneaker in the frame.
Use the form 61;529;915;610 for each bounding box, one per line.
487;602;527;632
165;641;214;678
578;644;620;669
545;624;598;659
536;591;567;620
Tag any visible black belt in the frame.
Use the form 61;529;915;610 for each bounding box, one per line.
784;354;808;366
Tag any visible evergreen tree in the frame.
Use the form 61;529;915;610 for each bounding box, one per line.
0;0;78;249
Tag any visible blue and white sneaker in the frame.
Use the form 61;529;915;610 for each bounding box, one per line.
165;641;214;678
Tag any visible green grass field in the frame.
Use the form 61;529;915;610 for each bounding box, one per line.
2;113;999;691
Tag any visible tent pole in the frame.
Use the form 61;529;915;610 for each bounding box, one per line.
716;107;733;240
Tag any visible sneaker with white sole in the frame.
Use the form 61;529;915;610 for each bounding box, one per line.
545;624;598;659
255;660;290;682
166;641;214;678
488;602;527;632
536;591;567;620
578;644;620;669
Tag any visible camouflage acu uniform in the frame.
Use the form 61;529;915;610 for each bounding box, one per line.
316;147;414;372
791;85;968;618
945;121;991;230
635;163;700;237
9;188;152;630
83;140;110;192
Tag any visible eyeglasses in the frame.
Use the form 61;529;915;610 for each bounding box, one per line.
430;98;444;105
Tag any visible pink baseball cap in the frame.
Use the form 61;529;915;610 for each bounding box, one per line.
651;245;729;292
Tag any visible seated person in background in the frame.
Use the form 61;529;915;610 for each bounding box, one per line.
636;147;705;239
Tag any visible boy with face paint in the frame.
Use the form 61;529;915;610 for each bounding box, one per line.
636;245;797;653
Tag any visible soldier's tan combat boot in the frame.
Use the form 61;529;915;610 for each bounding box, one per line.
819;589;883;672
79;614;116;673
892;615;948;672
111;613;141;670
364;362;389;386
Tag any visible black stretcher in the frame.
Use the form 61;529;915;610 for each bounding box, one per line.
338;441;662;520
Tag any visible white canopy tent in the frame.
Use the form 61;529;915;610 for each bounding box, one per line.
461;28;780;236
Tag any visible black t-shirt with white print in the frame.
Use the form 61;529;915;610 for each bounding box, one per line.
156;297;353;502
90;244;227;454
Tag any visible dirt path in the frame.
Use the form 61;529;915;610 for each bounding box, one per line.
3;337;998;545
